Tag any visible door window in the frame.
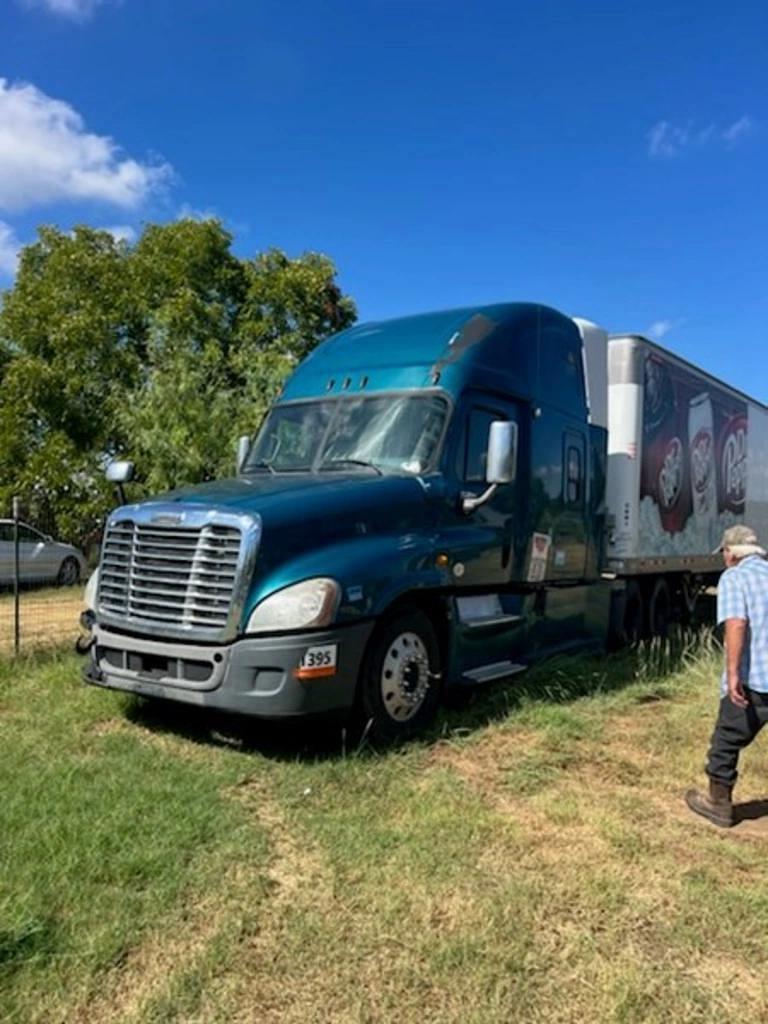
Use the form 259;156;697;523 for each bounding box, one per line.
462;408;505;482
18;526;43;544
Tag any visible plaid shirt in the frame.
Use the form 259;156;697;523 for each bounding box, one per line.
717;554;768;694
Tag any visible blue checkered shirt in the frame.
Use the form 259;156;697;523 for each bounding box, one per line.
717;554;768;694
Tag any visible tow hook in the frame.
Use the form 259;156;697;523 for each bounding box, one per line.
75;609;95;655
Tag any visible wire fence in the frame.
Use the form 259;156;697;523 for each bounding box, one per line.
1;497;96;655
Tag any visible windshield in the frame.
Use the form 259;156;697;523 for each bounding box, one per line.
245;393;449;474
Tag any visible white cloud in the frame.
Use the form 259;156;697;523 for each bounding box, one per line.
102;224;136;243
648;116;754;158
722;115;753;147
648;318;684;340
177;203;219;222
22;0;108;20
0;78;172;212
0;220;21;278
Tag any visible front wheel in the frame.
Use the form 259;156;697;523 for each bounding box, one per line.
356;608;442;743
57;557;80;587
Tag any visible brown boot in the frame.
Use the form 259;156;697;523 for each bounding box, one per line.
685;779;734;827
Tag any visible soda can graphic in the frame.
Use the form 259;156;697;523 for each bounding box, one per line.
656;434;686;532
719;413;748;513
689;393;717;524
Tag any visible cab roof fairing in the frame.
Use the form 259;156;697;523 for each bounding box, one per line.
278;302;579;407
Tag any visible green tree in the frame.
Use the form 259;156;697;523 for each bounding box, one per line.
0;226;140;539
0;219;356;542
121;219;248;494
233;248;357;430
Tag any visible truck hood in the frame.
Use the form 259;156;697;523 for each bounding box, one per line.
154;471;438;536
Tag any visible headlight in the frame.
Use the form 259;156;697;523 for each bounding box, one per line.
84;569;99;611
245;578;340;634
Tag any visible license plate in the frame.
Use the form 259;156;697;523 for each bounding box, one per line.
295;643;338;679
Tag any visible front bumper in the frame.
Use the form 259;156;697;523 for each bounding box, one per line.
84;620;375;718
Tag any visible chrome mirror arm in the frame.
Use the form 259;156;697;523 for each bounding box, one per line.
461;483;498;515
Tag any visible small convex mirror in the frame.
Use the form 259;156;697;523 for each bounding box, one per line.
486;421;518;484
237;435;251;473
106;460;135;484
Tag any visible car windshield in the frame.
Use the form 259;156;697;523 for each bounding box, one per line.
245;393;448;474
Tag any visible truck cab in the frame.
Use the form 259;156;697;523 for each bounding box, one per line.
84;303;612;739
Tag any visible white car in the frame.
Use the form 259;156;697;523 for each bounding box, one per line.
0;520;86;586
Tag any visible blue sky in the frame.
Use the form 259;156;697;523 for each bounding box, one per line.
1;0;766;397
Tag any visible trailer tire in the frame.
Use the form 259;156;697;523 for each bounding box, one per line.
355;607;442;743
648;577;672;638
623;581;644;645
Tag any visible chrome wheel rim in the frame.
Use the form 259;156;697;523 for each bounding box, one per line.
380;631;430;722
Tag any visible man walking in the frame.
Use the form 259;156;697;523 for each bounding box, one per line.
686;524;768;827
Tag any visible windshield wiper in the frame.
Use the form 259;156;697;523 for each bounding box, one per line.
245;460;276;475
321;459;383;476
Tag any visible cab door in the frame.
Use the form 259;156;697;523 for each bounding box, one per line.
440;392;524;587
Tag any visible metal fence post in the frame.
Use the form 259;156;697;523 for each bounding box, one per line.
12;496;20;656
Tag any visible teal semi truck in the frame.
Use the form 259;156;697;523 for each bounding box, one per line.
81;303;768;739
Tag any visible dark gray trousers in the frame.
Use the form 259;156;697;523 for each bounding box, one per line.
706;689;768;787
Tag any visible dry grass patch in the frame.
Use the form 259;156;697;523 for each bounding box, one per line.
0;585;83;652
70;859;260;1024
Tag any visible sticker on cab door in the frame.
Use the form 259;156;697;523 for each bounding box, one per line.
526;532;552;583
294;643;338;680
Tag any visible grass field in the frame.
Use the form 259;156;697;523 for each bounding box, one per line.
2;635;768;1023
0;585;84;654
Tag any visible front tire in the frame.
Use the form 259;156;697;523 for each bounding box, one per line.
57;557;80;587
356;608;442;743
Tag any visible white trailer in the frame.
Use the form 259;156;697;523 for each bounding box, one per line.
602;333;768;635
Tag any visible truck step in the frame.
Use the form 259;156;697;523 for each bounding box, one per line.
462;660;527;684
464;614;524;630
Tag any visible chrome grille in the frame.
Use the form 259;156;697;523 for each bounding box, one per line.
99;520;243;634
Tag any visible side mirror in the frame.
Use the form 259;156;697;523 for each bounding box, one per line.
462;419;518;514
106;460;135;484
236;435;251;473
486;421;518;484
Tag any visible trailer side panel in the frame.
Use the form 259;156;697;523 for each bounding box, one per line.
606;335;768;573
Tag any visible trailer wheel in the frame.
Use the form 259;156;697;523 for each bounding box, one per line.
648;577;672;638
623;581;644;644
356;607;442;743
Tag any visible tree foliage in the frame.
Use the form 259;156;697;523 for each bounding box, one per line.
0;220;356;543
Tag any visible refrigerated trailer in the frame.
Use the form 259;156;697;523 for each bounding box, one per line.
605;334;768;637
81;303;768;739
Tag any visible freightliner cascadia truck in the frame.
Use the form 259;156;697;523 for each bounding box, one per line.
81;303;768;740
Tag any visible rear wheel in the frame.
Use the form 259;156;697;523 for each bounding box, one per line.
57;557;80;587
356;608;442;743
623;580;644;644
648;577;672;638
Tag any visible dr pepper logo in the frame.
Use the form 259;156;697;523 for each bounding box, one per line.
720;414;747;511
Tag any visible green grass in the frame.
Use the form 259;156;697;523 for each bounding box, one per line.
2;634;768;1023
